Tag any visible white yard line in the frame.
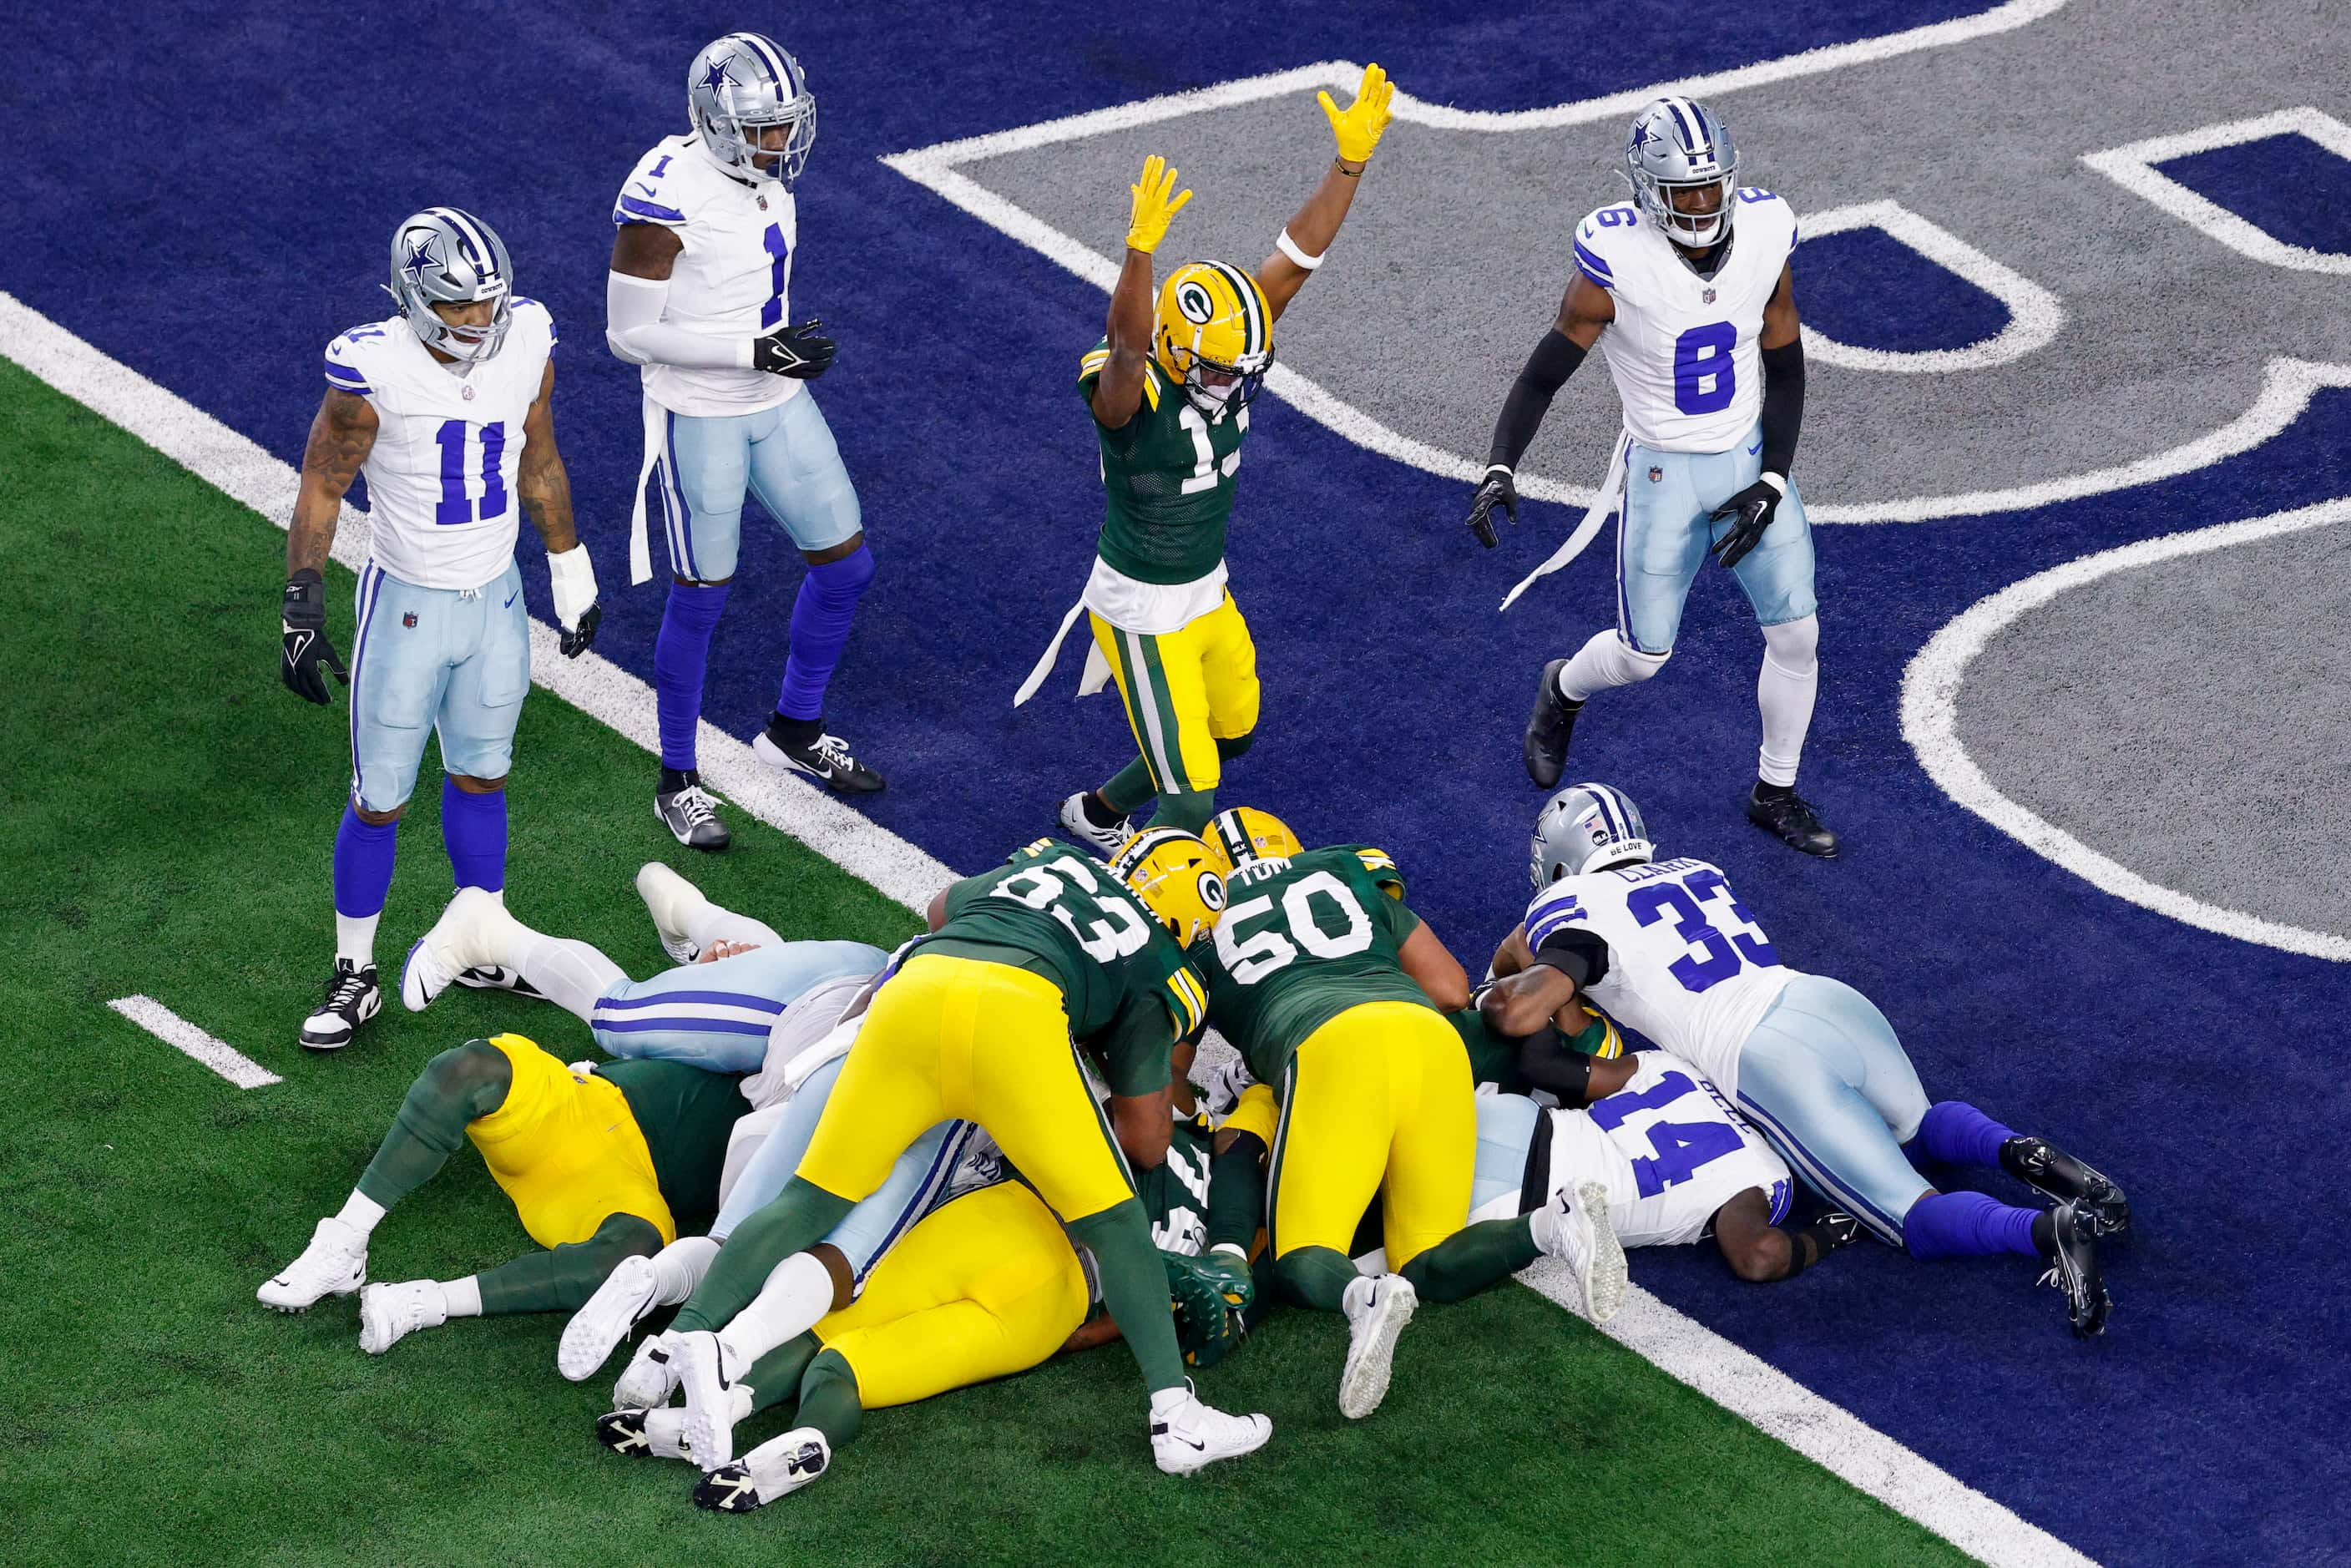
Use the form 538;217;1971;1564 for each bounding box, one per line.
108;995;282;1089
4;290;2092;1566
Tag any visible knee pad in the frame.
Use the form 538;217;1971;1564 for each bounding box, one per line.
1761;613;1819;674
806;544;875;604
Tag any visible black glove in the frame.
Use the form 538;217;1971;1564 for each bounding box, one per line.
751;317;837;380
280;569;348;705
560;604;600;659
1466;465;1519;549
1706;479;1783;569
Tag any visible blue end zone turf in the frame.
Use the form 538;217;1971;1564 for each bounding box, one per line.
4;3;2347;1561
1796;226;2011;353
2156;130;2351;255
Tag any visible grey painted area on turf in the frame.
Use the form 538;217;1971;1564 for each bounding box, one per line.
1957;520;2351;940
958;0;2351;511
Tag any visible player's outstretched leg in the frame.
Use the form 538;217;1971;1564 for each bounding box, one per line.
400;884;524;1012
1911;1100;2130;1237
561;1236;713;1382
654;580;734;852
635;861;789;964
305;802;397;1050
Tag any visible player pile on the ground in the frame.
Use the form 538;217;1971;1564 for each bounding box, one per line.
260;33;2131;1511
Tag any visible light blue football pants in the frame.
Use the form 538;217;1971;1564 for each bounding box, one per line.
588;939;889;1072
348;557;529;812
1473;1092;1543;1217
1615;419;1817;653
711;1052;980;1285
1735;974;1932;1245
654;390;861;582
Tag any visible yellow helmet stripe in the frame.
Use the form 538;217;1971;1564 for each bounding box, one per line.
1204;260;1267;360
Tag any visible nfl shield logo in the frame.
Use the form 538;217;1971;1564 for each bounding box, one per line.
1648;465;1664;483
1702;287;1717;303
402;612;418;628
461;383;475;401
758;195;769;210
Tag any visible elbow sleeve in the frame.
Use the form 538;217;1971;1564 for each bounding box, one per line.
1486;328;1588;470
1758;337;1805;478
604;271;750;370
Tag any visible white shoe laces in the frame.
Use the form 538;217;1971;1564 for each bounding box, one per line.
670;785;720;826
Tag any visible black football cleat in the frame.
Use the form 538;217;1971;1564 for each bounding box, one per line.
1524;659;1584;788
2038;1201;2111;1339
755;724;884;795
656;781;732;852
1746;786;1840;858
300;959;381;1051
2003;1138;2130;1238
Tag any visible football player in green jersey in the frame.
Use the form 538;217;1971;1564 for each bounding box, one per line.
1019;64;1398;851
1190;808;1630;1420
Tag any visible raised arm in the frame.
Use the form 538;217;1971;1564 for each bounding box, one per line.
517;360;599;657
1091;156;1191;430
1253;63;1393;322
279;387;377;705
1466;275;1616;548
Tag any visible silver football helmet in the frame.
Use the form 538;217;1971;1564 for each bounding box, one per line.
1530;782;1655;888
687;33;817;188
1621;97;1740;249
383;207;513;362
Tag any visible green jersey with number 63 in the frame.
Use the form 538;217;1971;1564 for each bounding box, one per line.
1079;337;1248;585
926;839;1210;1096
1189;846;1433;1087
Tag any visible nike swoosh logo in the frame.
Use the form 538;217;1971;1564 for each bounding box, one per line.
503;590;518;608
635;181;657;195
1747;441;1762;455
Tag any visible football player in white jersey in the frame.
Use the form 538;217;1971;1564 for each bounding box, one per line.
607;31;882;853
1464;98;1835;857
279;206;599;1051
1482;783;2131;1337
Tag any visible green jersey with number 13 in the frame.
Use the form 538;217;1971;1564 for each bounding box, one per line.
1078;337;1248;585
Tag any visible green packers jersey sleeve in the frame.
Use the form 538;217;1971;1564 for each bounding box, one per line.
1074;336;1246;585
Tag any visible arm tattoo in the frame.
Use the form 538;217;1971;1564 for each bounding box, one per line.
518;372;578;552
286;389;375;575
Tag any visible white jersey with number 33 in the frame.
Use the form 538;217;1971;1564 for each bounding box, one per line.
1570;190;1797;454
1523;855;1792;1101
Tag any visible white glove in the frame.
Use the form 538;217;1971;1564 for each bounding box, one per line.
547;544;599;657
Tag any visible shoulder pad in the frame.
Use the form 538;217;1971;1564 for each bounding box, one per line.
322;322;393;397
1526;884;1595;947
614;143;694;228
508;296;558;352
1352;847;1397;874
1736;187;1797;252
1572;204;1641;291
1009;837;1060;863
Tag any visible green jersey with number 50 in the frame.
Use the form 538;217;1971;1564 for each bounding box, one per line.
1078;337;1248;585
1189;846;1433;1087
925;839;1210;1096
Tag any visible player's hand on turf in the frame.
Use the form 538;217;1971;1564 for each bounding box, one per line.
280;569;348;705
1466;465;1519;549
1320;63;1394;165
1706;478;1783;569
1125;155;1191;255
752;318;836;380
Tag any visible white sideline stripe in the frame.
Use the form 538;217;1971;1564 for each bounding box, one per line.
2;296;2084;1566
1797;200;2065;374
0;291;956;913
109;996;281;1089
2082;107;2351;276
1520;1261;2096;1568
1902;497;2351;963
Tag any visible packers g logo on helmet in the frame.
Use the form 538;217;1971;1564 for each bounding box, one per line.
1154;260;1272;423
1110;827;1226;947
1204;806;1302;878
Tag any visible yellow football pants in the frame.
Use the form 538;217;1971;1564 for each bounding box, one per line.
814;1179;1090;1408
464;1034;676;1249
1090;590;1260;797
1268;1001;1474;1271
792;953;1139;1226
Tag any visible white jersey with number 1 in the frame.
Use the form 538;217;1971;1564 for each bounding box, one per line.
1570;190;1797;454
1523;856;1792;1102
613;134;800;418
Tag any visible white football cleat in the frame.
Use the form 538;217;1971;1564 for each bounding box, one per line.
561;1253;661;1382
597;1405;693;1462
1056;792;1130;857
674;1330;745;1471
695;1427;830;1512
614;1330;684;1410
257;1216;367;1311
1533;1180;1630;1326
634;862;704;964
1338;1273;1418;1420
1150;1387;1272;1475
359;1280;447;1354
400;886;515;1013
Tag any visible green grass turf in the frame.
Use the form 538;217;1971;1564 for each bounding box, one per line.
0;356;1967;1565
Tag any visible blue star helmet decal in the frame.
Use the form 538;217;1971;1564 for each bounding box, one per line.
699;55;733;93
400;233;439;285
1628;120;1653;152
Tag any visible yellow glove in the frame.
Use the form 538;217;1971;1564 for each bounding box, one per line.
1319;62;1394;165
1125;154;1192;255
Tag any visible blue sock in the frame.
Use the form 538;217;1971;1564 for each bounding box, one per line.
1909;1100;2019;1171
776;544;873;721
1901;1191;2040;1261
655;582;731;771
333;803;399;917
441;779;508;893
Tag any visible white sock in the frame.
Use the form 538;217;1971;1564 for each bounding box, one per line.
1757;614;1820;788
336;912;380;969
510;928;629;1024
650;1235;721;1306
441;1276;483;1318
334;1191;387;1237
716;1252;838;1367
1556;629;1670;703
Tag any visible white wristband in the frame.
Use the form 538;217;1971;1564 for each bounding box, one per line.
547;543;599;630
1759;471;1787;496
1275;227;1325;271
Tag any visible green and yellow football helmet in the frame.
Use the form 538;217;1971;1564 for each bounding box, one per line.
1110;827;1226;946
1154;260;1272;423
1204;806;1302;878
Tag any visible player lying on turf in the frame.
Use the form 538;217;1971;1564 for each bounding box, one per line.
256;1031;741;1353
638;834;1272;1475
1485;783;2130;1335
1189;808;1627;1421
